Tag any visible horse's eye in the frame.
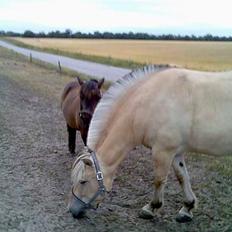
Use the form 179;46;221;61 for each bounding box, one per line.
79;180;88;185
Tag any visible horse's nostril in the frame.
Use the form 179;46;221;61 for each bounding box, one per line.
71;210;86;219
72;212;79;219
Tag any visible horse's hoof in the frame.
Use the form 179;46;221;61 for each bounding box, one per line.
138;210;154;219
138;204;154;219
176;213;193;223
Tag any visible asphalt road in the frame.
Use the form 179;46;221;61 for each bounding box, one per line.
0;40;131;82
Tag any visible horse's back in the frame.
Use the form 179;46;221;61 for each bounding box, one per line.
184;70;232;155
141;69;232;155
117;68;232;155
61;81;80;104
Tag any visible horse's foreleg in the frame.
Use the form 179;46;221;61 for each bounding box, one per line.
139;149;174;219
80;129;88;146
67;124;76;155
172;153;197;223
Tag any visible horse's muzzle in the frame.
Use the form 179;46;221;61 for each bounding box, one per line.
69;197;88;219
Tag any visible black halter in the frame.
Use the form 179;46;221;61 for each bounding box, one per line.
79;109;92;118
71;149;106;210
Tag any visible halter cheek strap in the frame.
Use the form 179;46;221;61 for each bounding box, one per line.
91;151;105;192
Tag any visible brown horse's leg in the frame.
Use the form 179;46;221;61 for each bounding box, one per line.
172;153;197;222
80;129;88;146
139;149;174;219
67;124;76;155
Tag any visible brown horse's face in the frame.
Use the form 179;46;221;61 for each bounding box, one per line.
78;78;104;144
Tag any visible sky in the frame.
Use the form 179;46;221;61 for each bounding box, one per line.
0;0;232;36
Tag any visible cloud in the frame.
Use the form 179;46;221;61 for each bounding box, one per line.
0;0;231;35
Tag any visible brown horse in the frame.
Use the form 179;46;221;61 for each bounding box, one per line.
61;77;104;154
69;65;232;222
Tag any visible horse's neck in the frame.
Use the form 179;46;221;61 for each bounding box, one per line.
96;123;135;190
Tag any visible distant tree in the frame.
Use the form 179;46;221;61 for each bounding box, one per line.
190;34;197;40
23;30;35;37
73;31;83;38
54;30;61;37
47;31;58;38
93;31;101;39
103;31;114;39
0;30;6;36
4;31;20;37
64;29;72;38
128;31;134;39
1;28;231;41
204;34;213;41
37;31;46;38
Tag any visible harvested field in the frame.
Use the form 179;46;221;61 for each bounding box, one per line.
12;38;232;71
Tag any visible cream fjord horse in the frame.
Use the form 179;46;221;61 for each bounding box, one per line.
69;65;232;222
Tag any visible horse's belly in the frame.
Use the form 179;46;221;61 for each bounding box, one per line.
190;121;232;155
189;76;232;155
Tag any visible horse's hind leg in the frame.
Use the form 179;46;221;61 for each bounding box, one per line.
172;153;197;222
139;149;174;219
67;124;76;155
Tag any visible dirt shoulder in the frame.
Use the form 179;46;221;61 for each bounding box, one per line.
0;47;231;232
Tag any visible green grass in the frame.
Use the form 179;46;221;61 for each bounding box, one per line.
209;156;232;177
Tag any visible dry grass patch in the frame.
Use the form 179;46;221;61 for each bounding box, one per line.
13;38;232;71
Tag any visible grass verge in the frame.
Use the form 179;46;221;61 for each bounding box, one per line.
0;46;110;101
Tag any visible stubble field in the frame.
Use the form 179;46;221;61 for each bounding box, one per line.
12;38;232;71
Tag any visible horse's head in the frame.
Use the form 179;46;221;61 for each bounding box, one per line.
77;77;104;144
69;149;106;218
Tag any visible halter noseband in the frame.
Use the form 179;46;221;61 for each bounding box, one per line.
79;109;93;119
71;149;106;210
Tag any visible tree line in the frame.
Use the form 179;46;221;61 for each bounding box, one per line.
0;29;232;41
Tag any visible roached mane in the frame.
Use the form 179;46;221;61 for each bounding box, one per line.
87;64;178;149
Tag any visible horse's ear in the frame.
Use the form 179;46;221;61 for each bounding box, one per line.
82;157;93;167
98;78;105;89
76;76;83;86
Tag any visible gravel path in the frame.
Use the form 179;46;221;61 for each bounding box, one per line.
0;40;131;82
